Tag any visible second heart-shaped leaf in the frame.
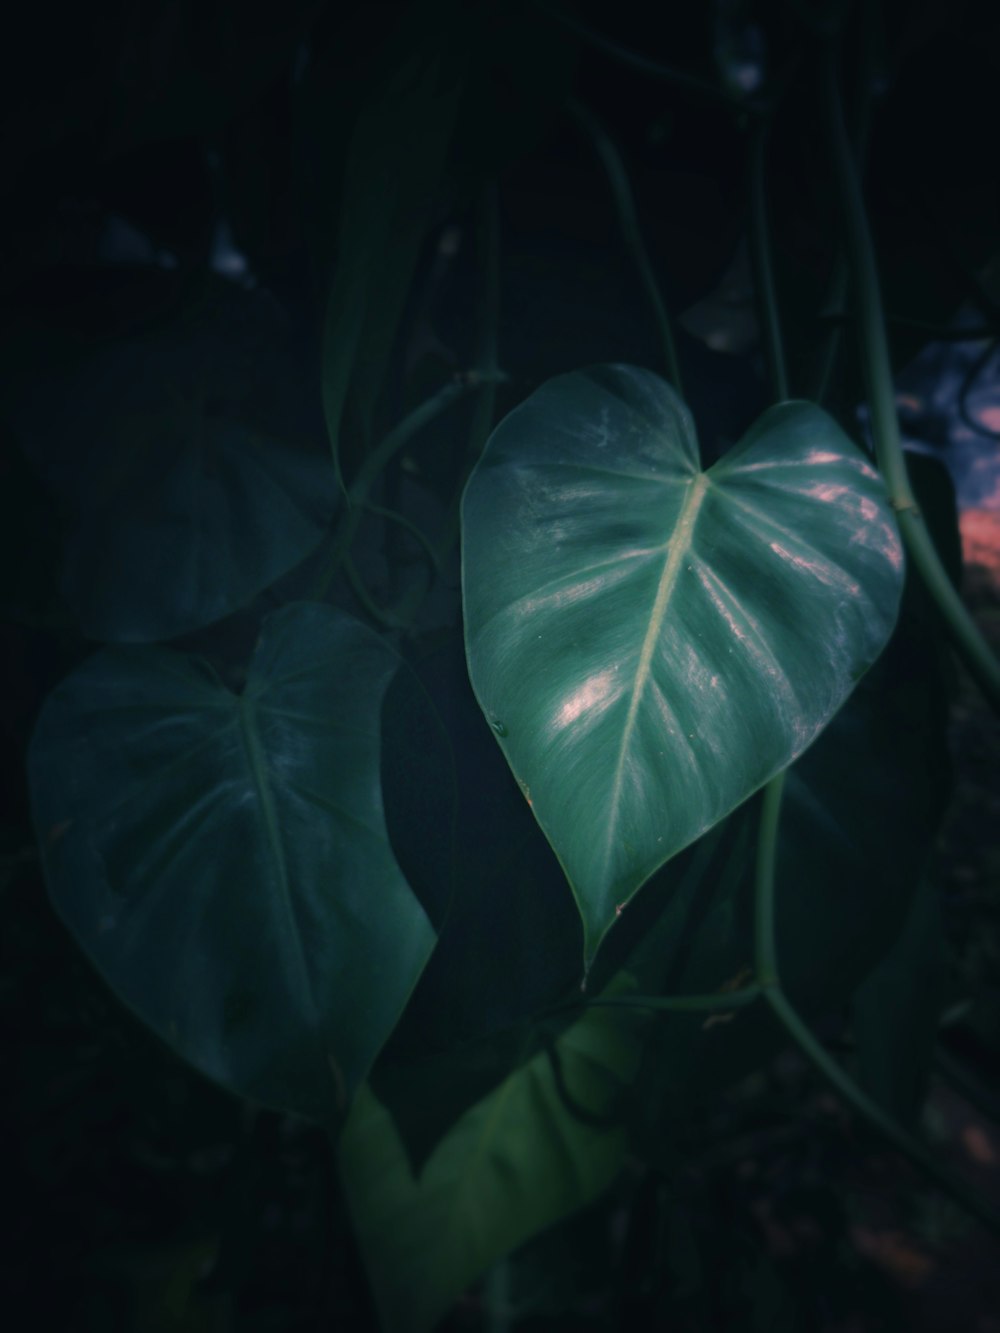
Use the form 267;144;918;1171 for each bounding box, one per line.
27;603;437;1119
462;364;904;962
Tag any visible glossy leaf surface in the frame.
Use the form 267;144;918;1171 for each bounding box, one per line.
28;603;435;1119
462;364;904;960
353;560;951;1304
340;996;644;1333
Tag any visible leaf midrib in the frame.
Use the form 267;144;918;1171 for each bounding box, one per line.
237;696;318;1030
597;472;710;929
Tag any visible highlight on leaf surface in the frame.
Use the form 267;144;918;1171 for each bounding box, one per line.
461;364;904;963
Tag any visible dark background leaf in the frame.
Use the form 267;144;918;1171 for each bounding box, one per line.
4;277;337;642
28;603;438;1119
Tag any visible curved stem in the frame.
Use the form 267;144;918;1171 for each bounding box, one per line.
812;5;877;409
545;986;762;1022
470;180;501;455
362;502;441;576
813;260;849;408
748;119;790;402
437;181;502;564
819;43;1000;714
765;986;1000;1234
484;1257;512;1333
312;374;496;601
541;2;751;112
569;98;683;397
753;773;786;989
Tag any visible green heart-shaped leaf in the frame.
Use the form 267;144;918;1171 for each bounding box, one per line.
462;364;903;962
27;602;436;1119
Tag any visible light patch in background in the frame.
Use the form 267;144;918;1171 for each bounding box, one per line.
888;315;1000;593
960;508;1000;594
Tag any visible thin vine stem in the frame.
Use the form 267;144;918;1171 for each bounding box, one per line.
742;76;999;1230
765;986;1000;1234
545;986;762;1022
343;557;407;632
465;182;502;463
933;1045;1000;1124
753;773;785;989
312;373;496;601
811;1;878;409
361;502;440;576
569;98;683;397
540;3;751;113
819;42;1000;715
752;745;1000;1230
814;260;849;407
748;119;790;402
484;1258;512;1333
437;181;502;565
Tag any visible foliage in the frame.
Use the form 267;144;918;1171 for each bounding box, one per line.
5;0;1000;1329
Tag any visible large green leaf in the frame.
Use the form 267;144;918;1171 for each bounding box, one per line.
462;364;904;961
339;992;645;1333
375;498;951;1177
350;568;950;1315
27;602;435;1119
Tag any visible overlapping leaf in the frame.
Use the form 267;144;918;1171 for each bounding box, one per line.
352;595;950;1323
339;992;645;1333
6;281;336;642
462;364;904;961
28;602;436;1119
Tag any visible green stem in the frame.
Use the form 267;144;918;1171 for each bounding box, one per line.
812;6;877;409
312;375;493;601
547;986;762;1022
765;986;1000;1234
321;268;367;500
753;773;785;988
362;502;440;576
469;181;501;457
343;557;407;631
569;98;684;397
484;1257;512;1333
819;44;1000;714
541;3;750;112
814;259;849;407
437;181;502;564
748;119;790;402
752;686;1000;1234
